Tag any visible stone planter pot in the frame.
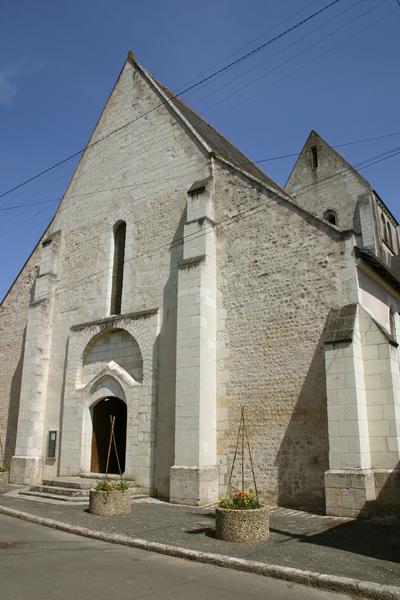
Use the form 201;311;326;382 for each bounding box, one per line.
215;506;269;542
0;471;9;490
89;490;131;516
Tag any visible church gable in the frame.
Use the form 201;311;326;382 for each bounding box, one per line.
285;130;370;231
3;54;400;518
52;57;212;232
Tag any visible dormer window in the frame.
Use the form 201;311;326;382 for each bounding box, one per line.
324;209;338;227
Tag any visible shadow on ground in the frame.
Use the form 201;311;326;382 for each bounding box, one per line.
270;518;400;563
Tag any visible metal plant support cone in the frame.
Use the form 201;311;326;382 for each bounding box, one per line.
226;406;259;503
104;415;123;480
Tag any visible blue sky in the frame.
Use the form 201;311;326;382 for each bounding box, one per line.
1;0;399;299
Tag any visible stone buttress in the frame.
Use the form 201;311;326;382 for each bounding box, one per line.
10;232;60;484
324;304;400;516
170;177;219;505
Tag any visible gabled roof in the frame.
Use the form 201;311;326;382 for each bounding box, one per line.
128;53;286;196
373;189;399;226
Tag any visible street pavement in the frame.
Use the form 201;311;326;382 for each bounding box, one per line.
0;492;398;588
0;514;353;600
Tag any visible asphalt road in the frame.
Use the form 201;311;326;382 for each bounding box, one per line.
0;514;351;600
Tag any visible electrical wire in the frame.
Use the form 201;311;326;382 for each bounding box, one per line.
211;3;395;120
0;0;342;203
1;130;398;216
1;138;399;317
188;0;367;111
0;0;385;227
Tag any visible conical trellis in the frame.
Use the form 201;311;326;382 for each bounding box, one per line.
226;406;259;502
104;415;124;480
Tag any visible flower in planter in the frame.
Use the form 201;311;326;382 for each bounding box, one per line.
219;489;260;510
90;479;131;516
94;479;129;492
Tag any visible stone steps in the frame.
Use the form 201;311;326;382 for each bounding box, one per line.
30;485;89;497
17;475;140;505
21;490;89;503
42;478;97;490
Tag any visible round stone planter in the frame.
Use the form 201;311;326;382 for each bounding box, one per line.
89;490;131;516
215;506;269;542
0;471;9;490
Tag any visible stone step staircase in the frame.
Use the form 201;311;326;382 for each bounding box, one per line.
18;475;142;504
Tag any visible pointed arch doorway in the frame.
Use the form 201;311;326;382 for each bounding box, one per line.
91;397;127;474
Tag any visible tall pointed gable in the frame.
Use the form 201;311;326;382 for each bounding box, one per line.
284;129;372;231
285;129;372;193
128;53;286;197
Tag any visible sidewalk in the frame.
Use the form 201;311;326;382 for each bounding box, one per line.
0;490;399;597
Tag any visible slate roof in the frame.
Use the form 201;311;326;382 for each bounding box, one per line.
129;55;285;196
324;304;357;344
324;301;398;347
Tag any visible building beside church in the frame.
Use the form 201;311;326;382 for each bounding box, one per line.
0;53;399;517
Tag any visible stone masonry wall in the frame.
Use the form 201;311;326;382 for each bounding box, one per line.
1;60;210;495
0;248;41;462
82;329;143;385
214;161;357;508
33;61;210;493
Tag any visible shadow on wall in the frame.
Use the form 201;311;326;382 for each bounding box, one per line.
275;331;329;510
5;326;27;462
153;209;186;498
56;337;70;476
373;460;400;518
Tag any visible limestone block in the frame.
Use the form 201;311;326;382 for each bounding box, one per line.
325;469;375;518
170;465;219;506
10;456;42;485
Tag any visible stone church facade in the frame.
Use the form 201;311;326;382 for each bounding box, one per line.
0;54;399;516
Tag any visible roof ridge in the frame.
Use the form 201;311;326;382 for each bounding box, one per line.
128;54;285;196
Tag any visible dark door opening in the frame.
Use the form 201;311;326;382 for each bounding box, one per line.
90;397;127;474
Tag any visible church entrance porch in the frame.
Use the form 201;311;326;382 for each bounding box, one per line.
58;311;159;495
91;397;127;474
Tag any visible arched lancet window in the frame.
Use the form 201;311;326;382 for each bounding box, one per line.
389;307;397;341
311;145;318;169
381;213;388;244
324;209;338;227
387;221;393;249
110;221;126;315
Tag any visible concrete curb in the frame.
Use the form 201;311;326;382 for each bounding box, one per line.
0;505;398;600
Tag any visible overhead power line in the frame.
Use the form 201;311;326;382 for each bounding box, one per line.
191;0;366;112
199;0;384;116
0;0;342;202
2;0;387;234
2;130;400;214
1;138;399;315
179;0;322;88
210;1;394;121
